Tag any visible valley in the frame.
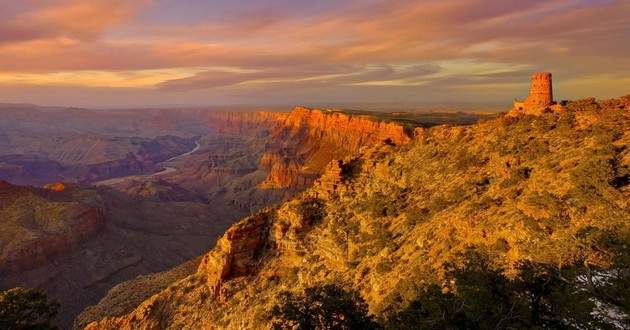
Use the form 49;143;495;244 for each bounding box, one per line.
0;104;492;328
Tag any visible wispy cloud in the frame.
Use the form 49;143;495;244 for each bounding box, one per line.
0;0;627;106
0;0;153;43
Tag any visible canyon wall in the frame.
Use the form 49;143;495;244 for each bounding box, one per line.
0;181;107;275
203;111;287;136
255;107;411;191
178;107;415;211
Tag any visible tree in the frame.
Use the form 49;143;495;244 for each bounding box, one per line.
272;284;381;330
386;253;610;330
0;287;59;330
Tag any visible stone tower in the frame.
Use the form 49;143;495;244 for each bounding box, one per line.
524;72;553;109
512;72;556;115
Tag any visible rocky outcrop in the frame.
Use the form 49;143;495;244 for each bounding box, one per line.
0;181;107;275
199;213;271;300
310;160;345;201
259;107;412;191
43;182;66;191
197;199;320;302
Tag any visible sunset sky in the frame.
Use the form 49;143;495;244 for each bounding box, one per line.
0;0;628;108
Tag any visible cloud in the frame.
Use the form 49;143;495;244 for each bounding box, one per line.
156;63;442;92
2;0;628;74
0;0;153;43
0;0;628;105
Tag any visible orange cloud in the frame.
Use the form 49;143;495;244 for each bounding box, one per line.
0;0;153;43
0;0;627;106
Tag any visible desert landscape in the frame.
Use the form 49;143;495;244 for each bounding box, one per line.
0;1;629;329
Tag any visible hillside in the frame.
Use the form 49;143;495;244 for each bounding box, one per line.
4;106;480;328
0;180;245;329
83;96;630;329
0;181;106;276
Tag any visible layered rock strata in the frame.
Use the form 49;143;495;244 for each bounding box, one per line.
0;181;107;275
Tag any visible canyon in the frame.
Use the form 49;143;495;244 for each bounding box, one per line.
0;104;493;328
81;96;630;329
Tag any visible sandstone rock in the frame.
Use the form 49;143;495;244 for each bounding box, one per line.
259;107;412;191
199;213;271;300
0;182;107;275
43;182;65;191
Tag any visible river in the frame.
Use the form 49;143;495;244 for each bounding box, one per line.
94;140;200;186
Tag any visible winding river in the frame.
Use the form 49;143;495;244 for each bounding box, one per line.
94;140;201;186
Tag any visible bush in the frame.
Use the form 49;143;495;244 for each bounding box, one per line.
271;284;382;330
300;198;326;222
0;287;59;330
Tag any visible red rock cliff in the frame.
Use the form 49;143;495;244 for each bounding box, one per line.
260;107;411;191
282;107;410;148
199;213;270;299
198;200;315;300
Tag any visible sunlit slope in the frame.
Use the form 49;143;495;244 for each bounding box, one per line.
85;96;630;329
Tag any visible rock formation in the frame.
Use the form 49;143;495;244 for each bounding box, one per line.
258;107;412;192
0;181;107;275
309;158;355;201
200;213;271;300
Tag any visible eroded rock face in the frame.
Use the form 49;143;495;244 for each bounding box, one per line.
199;213;271;300
283;107;410;148
197;200;319;303
0;181;107;275
259;107;411;191
310;160;345;201
187;107;413;211
204;111;287;137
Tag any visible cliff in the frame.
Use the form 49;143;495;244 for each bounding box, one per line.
258;107;411;191
84;97;630;329
204;111;287;136
172;107;417;212
281;107;410;148
0;181;107;275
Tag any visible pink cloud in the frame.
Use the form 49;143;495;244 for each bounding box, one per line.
155;63;442;92
0;0;627;105
0;0;153;43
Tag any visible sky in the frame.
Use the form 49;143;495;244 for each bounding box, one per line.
0;0;628;109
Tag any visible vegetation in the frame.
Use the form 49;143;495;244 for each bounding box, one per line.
82;97;630;329
0;287;59;330
385;250;628;329
271;284;381;330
